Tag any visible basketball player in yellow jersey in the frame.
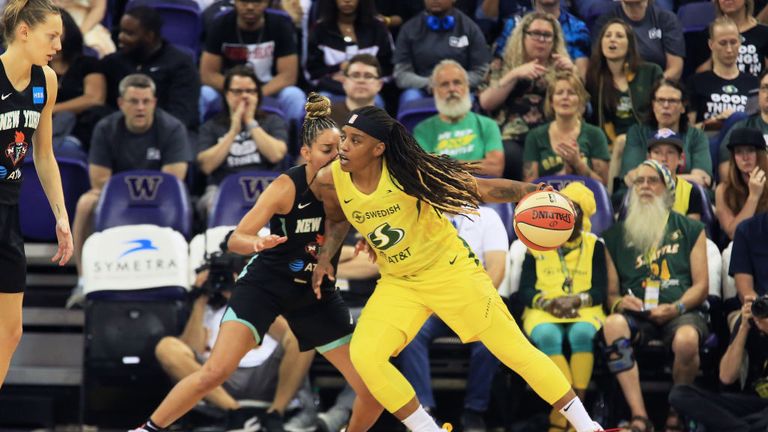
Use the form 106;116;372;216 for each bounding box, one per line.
310;106;605;432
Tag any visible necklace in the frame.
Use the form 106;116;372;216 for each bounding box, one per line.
339;23;355;43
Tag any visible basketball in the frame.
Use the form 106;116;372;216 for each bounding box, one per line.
514;190;576;251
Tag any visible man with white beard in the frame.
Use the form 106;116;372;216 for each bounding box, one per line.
601;159;709;432
413;60;505;177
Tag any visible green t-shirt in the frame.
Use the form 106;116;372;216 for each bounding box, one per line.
414;112;503;161
621;124;713;178
523;122;611;176
603;212;704;305
719;115;768;163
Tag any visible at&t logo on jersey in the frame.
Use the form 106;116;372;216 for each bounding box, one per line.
5;131;28;167
32;87;44;105
289;259;316;272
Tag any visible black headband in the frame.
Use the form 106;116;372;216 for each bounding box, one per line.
344;110;391;143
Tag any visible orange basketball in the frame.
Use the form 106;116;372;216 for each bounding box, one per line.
514;190;576;251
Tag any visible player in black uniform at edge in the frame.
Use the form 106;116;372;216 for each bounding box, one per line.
131;94;384;432
0;0;73;390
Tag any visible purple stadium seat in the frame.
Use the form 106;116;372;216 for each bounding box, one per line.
208;170;279;228
19;157;90;242
677;2;716;32
396;97;437;133
534;174;615;235
127;0;202;56
94;170;191;237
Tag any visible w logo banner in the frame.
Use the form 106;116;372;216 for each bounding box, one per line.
239;176;275;202
124;175;163;200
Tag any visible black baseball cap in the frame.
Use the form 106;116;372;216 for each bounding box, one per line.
726;127;767;151
647;128;683;152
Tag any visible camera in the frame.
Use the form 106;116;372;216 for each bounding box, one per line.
751;295;768;319
194;231;249;308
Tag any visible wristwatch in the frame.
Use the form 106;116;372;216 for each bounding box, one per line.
246;120;260;131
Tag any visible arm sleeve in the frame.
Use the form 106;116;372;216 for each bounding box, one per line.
687;186;703;216
591;126;611;160
660;10;686;57
88;119;112;167
518;252;539;307
164;54;201;128
412;120;433;152
687;128;713;176
481;208;509;252
480;115;504;153
467;23;491;89
272;16;298;57
569;18;591;59
162;120;193;164
729;222;754;277
374;23;395;78
620;125;648;178
394;62;430;89
589;240;607;305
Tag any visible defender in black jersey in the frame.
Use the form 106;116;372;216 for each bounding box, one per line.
131;95;384;432
0;0;73;390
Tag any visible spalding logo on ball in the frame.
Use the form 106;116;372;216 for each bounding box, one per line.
514;190;576;251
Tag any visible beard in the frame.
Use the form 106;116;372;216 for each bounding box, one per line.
436;92;472;119
624;191;670;253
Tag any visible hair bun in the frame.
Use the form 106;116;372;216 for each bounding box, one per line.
305;92;332;119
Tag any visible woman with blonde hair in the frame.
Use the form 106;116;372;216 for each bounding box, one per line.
479;11;574;180
523;71;610;186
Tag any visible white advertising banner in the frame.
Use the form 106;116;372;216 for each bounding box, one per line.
83;224;189;295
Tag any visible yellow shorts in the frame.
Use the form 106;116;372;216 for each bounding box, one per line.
357;254;512;355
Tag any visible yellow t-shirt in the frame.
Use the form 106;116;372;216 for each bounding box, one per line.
330;159;471;278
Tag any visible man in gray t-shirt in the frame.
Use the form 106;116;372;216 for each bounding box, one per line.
67;74;191;308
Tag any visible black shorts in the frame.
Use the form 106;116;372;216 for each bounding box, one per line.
624;311;709;347
0;204;25;293
225;271;354;352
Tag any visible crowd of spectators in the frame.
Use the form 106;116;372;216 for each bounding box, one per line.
24;0;768;430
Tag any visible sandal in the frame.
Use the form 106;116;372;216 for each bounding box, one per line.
625;415;654;432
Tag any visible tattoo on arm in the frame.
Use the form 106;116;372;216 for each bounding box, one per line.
319;220;349;259
523;162;535;181
487;180;537;202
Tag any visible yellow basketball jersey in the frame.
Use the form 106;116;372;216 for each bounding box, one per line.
331;159;468;277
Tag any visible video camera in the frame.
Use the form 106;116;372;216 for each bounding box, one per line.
751;295;768;319
194;231;249;308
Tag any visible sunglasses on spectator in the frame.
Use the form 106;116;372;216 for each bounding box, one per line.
653;98;682;106
228;88;258;95
525;30;554;42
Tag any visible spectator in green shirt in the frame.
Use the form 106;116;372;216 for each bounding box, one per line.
523;71;610;185
413;59;505;177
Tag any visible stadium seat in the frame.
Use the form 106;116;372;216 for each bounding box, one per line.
93;170;192;237
208;170;279;228
534;175;615;235
19;157;90;242
691;181;718;241
677;2;716;32
127;0;202;56
396;97;437;133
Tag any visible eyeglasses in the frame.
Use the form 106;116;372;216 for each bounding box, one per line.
632;176;663;186
525;30;554;42
346;72;379;81
228;88;258;95
653;98;681;106
236;0;268;3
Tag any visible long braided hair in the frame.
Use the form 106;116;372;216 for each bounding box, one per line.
354;106;482;215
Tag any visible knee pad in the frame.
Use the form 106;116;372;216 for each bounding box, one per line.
603;337;635;374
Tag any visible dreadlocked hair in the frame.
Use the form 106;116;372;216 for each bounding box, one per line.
302;92;338;148
355;106;482;215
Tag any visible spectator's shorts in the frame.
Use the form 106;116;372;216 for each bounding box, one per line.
624;311;709;347
0;203;25;293
197;345;284;401
224;270;354;352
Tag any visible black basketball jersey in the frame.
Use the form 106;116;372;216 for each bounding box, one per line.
0;60;47;205
248;164;340;289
